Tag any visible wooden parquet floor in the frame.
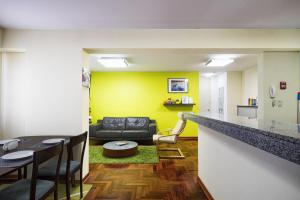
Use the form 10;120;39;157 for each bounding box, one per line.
84;139;207;200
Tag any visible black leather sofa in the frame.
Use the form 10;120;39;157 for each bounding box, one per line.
89;117;156;142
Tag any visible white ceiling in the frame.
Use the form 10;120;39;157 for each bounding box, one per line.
88;49;257;72
1;0;300;29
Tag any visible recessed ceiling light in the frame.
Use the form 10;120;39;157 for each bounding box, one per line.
202;73;215;78
205;58;234;67
98;57;128;68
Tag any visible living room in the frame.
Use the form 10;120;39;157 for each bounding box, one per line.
0;1;300;200
85;49;261;198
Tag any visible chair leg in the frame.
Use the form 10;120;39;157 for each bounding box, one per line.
71;174;76;187
80;169;83;198
65;176;70;200
158;147;185;159
54;186;58;200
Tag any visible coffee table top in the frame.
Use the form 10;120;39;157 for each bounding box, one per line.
103;141;138;150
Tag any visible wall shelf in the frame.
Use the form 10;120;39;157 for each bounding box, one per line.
163;103;195;106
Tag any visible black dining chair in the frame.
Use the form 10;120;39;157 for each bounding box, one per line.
0;141;64;200
38;132;87;200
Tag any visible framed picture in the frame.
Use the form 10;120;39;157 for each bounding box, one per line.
82;67;90;88
168;78;188;93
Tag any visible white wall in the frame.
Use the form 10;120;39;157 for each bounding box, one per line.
199;74;211;113
209;72;243;116
0;52;27;139
210;72;227;114
227;71;242;116
4;29;300;50
2;33;83;136
0;29;2;138
198;125;300;200
81;50;90;177
241;66;258;105
257;54;265;119
258;52;300;123
2;31;84;175
0;53;2;139
0;29;2;47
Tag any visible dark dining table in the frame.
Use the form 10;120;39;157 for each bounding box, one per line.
0;135;70;177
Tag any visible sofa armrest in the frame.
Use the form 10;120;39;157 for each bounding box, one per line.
149;123;157;136
89;123;102;137
150;119;156;124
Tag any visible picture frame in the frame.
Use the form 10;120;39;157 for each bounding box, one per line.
168;78;188;93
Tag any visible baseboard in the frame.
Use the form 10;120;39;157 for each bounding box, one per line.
197;176;214;200
83;172;90;182
179;137;198;140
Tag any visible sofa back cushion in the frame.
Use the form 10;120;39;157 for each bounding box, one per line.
126;117;150;130
102;117;126;130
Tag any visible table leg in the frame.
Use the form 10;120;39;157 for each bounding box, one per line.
23;165;27;179
17;168;22;180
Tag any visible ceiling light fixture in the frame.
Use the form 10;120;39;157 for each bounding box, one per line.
98;57;128;68
205;58;234;67
202;73;215;78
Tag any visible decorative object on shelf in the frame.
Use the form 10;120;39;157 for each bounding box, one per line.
163;103;195;106
168;78;188;93
82;67;90;88
175;99;181;104
164;98;174;105
248;98;257;106
164;97;182;105
182;96;189;104
163;97;195;106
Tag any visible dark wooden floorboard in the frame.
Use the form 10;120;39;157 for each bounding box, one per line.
84;139;207;200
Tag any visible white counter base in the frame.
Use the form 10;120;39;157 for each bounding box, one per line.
198;125;300;200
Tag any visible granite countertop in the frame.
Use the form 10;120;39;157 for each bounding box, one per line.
184;112;300;165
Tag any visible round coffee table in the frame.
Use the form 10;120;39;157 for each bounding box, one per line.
103;141;138;158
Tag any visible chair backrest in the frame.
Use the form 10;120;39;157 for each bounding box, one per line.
31;141;64;200
66;131;88;176
171;112;187;136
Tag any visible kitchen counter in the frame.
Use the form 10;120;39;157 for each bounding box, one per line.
188;112;300;200
237;105;258;108
184;112;300;165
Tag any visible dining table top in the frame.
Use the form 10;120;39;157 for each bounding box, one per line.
0;135;70;177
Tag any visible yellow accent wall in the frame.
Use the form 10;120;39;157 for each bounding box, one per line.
90;72;199;137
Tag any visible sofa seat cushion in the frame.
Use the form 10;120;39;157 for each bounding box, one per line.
96;130;122;138
126;117;149;130
103;117;125;130
122;130;149;138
